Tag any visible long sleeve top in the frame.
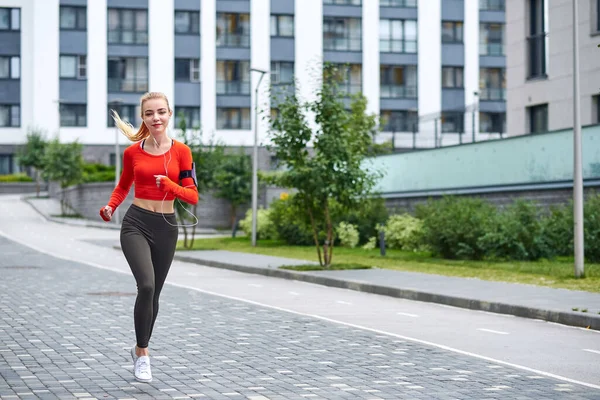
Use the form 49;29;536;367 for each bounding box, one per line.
107;139;199;210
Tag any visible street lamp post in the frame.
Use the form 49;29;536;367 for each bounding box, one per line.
572;1;584;277
250;68;267;247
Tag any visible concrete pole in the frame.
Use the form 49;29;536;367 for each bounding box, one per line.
572;0;584;278
250;68;267;247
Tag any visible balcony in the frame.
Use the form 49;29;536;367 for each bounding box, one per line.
479;42;504;56
380;85;417;99
108;78;148;93
380;0;417;7
479;0;504;11
216;33;250;48
323;37;362;52
479;88;505;101
216;80;251;95
333;83;362;96
380;39;417;54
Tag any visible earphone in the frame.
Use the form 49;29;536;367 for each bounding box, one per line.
151;134;199;228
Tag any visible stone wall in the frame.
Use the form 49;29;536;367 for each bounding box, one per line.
0;182;47;195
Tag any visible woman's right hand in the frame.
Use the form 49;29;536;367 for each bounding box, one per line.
100;205;113;222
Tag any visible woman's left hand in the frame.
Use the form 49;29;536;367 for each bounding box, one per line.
154;175;167;188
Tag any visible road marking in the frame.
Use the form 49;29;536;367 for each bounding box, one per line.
2;228;600;391
477;328;509;335
397;312;419;318
289;291;300;296
336;301;352;305
248;284;262;288
583;349;600;355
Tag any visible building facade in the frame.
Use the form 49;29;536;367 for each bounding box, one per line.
506;0;600;136
0;0;507;174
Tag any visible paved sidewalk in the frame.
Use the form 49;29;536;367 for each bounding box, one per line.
22;195;600;331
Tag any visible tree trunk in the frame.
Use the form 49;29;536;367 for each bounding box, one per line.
324;201;334;267
307;207;324;267
189;204;198;248
230;204;237;238
34;169;40;198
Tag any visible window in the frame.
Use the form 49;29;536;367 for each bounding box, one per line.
441;112;464;133
442;67;463;88
0;154;17;174
323;0;361;4
380;0;417;6
107;103;140;127
60;55;86;79
442;21;463;43
380;19;417;53
327;64;362;96
0;56;20;79
174;10;200;34
217;108;251;130
380;110;418;132
0;105;20;127
479;112;506;134
175;58;200;82
174;107;200;130
60;6;86;30
271;62;294;85
594;95;600;124
479;68;505;100
107;57;148;92
323;17;362;51
527;0;546;79
528;103;548;134
0;8;20;31
479;0;505;11
271;15;294;37
107;8;148;44
380;65;417;98
480;23;504;55
216;60;250;95
60;104;86;127
597;0;600;32
216;13;250;48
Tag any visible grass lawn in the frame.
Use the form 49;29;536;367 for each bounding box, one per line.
177;237;600;293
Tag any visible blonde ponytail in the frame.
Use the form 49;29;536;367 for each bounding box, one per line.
110;91;172;143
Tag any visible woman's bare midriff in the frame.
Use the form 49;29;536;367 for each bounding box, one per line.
133;198;175;214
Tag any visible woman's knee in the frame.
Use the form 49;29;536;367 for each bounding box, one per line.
137;281;155;298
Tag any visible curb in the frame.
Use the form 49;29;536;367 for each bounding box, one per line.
160;249;600;331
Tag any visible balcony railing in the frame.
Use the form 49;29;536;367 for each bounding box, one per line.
108;78;148;93
479;42;504;56
108;30;148;45
216;33;250;48
323;37;362;52
380;85;417;99
216;80;251;95
380;0;417;7
479;0;504;11
479;88;506;101
527;34;547;79
380;39;417;53
333;83;362;96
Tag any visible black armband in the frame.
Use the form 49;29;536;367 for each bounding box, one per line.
179;162;198;188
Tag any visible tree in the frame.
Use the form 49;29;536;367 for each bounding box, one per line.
41;138;83;215
214;152;252;236
17;128;47;197
269;63;382;267
174;112;225;249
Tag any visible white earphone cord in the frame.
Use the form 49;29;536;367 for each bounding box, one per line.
154;135;199;228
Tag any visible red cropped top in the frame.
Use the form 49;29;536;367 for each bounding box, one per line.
107;139;199;210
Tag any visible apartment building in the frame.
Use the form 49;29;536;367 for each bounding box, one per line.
506;0;600;135
0;0;507;174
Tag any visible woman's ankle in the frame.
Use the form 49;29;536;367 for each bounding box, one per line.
135;345;149;357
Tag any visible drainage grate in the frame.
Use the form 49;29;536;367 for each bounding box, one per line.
86;292;136;297
1;266;41;270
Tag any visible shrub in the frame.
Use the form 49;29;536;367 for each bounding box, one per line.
0;174;33;182
478;200;552;261
584;194;600;262
362;236;377;250
382;213;424;251
337;222;359;248
81;163;116;183
416;197;496;260
269;196;322;246
342;197;389;244
239;208;278;240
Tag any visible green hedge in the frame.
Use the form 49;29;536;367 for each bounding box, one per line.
0;173;34;182
81;163;116;183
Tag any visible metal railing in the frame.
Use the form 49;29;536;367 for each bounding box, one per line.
380;39;417;53
216;33;250;48
479;0;505;11
380;0;417;7
108;78;148;93
479;88;506;101
108;30;148;45
216;80;251;95
479;42;504;56
323;37;362;52
380;85;417;99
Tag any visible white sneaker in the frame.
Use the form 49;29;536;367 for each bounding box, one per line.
130;345;138;365
134;356;152;383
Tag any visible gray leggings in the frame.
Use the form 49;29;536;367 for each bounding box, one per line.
120;204;178;348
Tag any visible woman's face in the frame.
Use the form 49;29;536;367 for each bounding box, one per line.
142;98;172;136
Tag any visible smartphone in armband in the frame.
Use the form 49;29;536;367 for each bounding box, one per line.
179;162;198;188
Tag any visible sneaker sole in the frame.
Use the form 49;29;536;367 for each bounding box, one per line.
134;375;152;383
